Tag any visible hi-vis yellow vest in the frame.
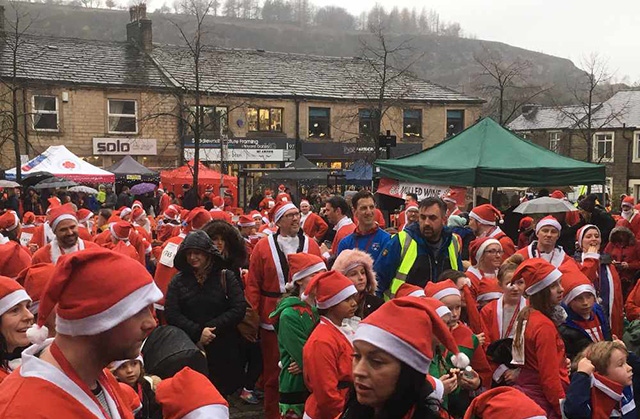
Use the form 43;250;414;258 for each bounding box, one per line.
385;230;460;300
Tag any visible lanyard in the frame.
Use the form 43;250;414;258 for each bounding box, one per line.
356;230;377;252
502;300;521;338
50;342;121;419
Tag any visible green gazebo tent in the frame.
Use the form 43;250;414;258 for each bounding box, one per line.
374;117;605;187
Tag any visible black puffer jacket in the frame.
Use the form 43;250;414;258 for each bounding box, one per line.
165;230;246;395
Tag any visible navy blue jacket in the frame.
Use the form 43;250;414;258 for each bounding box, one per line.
559;303;611;361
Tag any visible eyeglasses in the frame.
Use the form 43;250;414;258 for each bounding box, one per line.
282;212;301;219
485;249;504;256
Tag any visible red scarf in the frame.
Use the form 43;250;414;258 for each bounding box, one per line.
591;372;624;419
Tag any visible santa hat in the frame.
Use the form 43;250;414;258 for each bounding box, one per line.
535;215;561;233
76;208;93;224
301;270;357;309
622;196;635;207
156;367;229;419
46;197;61;213
276;192;291;202
237;215;256;228
423;297;453;319
353;297;469;374
405;202;419;212
510;257;562;296
47;203;78;231
576;224;600;249
271;201;297;224
131;207;147;222
463;387;546;419
469;204;503;226
468;237;501;266
164;205;180;221
286;253;326;291
131;200;143;210
22;211;36;225
16;263;54;315
118;383;143;415
211;196;224;209
278;184;286;192
110;221;132;241
519;216;534;231
110;355;144;372
26;248;162;345
120;207;133;221
550;190;565;199
264;188;273;196
0;275;31;318
184;208;212;232
476;279;503;304
561;269;596;305
424;279;461;301
443;189;461;204
300;199;310;206
395;283;426;298
249;210;262;220
0;210;20;231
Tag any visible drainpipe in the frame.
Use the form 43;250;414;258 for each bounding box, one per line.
295;96;301;160
623;123;632;199
21;87;29;155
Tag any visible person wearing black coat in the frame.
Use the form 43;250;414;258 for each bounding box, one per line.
165;230;247;397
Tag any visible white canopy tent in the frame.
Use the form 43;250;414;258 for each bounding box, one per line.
6;145;115;183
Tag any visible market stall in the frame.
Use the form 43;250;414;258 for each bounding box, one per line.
160;160;237;202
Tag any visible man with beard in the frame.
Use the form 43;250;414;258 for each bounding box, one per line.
374;197;462;299
0;248;163;418
31;203;99;264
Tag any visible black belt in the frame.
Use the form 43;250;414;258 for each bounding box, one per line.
279;390;310;405
260;290;282;298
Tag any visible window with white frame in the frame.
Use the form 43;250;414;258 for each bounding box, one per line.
108;99;137;134
32;95;59;131
549;131;561;153
633;131;640;162
593;132;614;162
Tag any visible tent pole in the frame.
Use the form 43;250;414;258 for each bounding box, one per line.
489;187;493;204
473;187;477;207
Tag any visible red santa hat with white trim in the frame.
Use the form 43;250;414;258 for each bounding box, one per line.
561;268;596;305
353;297;469;374
132;200;143;210
405;202;419;213
47;203;78;232
443;189;462;205
463;387;547;419
469;204;503;226
301;270;357;309
184;208;212;232
622;195;635;207
535;215;561;233
575;224;600;248
271;200;297;224
468;237;502;266
164;205;181;221
395;283;426;298
237;215;256;228
16;263;54;315
110;221;132;242
476;279;503;304
156;367;229;419
0;210;20;232
249;210;262;220
211;196;224;209
286;253;326;292
76;208;93;224
424;279;461;301
0;275;31;318
26;248;162;345
510;257;562;297
131;207;147;223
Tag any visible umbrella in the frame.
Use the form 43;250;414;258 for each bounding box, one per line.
33;177;78;190
20;171;55;188
130;182;157;195
514;197;577;214
0;180;21;188
68;185;99;194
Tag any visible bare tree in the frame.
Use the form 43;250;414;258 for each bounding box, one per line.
473;46;550;125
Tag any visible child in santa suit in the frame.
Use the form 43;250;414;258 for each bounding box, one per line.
302;271;358;419
110;356;162;419
425;279;492;417
439;270;484;335
479;255;526;387
270;254;326;419
563;340;639;419
558;269;611;362
509;258;570;419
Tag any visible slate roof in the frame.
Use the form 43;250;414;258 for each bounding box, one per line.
508;105;596;131
0;34;169;88
150;45;484;102
592;90;640;129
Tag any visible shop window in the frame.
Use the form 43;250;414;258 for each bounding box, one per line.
309;107;330;138
32;95;59;131
247;107;283;132
187;106;228;137
403;109;422;138
359;109;377;138
108;99;137;134
446;110;464;137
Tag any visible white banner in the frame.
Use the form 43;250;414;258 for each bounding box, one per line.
184;148;294;162
93;138;157;155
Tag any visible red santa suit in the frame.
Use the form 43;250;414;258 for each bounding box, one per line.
32;239;99;264
0;237;32;277
259;196;276;212
77;225;93;242
516;241;598;281
158;192;171;215
94;227;150;266
330;217;355;255
303;317;354;419
620;207;640;238
28;222;55;251
301;211;328;242
246;204;322;419
469;205;515;261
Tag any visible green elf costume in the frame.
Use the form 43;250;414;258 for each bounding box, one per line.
269;253;325;419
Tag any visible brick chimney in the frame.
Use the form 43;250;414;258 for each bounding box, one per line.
126;4;152;52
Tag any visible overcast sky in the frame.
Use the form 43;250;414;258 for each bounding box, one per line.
307;0;640;83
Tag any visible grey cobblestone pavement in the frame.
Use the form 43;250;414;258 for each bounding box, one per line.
228;394;264;418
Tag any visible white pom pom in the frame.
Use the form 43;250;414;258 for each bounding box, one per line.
26;324;49;345
450;352;470;369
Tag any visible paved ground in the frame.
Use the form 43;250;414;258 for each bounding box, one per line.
228;394;264;418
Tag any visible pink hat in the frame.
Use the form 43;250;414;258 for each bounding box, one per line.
0;275;31;317
468;237;502;266
510;258;562;296
424;279;461;301
287;253;326;290
469;204;503;226
562;269;596;305
271;201;297;224
353;297;469;374
47;203;77;231
156;367;229;419
0;210;20;231
26;248;162;344
237;215;256;228
301;270;357;309
535;215;561;233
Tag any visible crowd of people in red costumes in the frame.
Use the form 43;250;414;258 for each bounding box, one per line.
1;182;640;419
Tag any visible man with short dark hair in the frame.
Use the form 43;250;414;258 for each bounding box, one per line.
336;190;390;261
320;195;354;257
374;197;462;299
396;193;418;231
